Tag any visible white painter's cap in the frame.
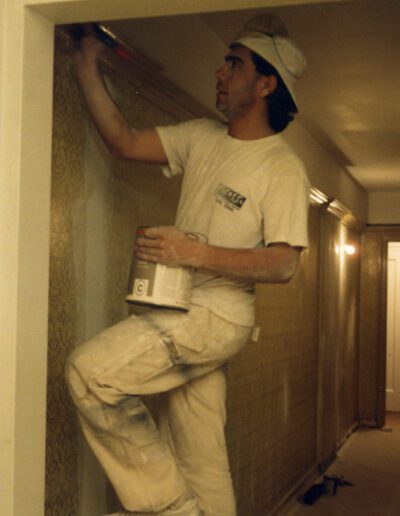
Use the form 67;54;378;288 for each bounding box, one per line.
233;14;306;110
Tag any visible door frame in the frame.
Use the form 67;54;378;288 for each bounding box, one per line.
385;241;400;412
376;230;400;427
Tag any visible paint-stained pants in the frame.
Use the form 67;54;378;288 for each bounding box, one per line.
65;305;250;514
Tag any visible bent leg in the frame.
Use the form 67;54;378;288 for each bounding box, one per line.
66;313;190;513
66;306;249;513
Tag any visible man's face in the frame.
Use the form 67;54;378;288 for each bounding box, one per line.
215;45;262;119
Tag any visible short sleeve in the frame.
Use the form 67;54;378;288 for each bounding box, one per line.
262;155;310;248
156;119;202;178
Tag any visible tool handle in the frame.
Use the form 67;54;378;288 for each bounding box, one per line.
91;23;130;59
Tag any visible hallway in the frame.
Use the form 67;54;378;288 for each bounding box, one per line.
286;413;400;516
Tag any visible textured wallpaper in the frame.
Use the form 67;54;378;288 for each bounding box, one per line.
226;206;321;514
101;72;181;327
47;45;180;515
47;49;86;516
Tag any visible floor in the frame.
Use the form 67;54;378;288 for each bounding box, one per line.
286;412;400;516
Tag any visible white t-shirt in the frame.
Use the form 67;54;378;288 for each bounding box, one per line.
156;118;310;327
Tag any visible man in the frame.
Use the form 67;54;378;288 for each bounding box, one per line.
66;14;309;516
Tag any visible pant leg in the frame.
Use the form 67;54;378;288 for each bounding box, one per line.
160;368;236;516
65;305;250;513
66;311;189;513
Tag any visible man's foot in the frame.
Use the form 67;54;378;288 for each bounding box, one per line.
159;494;202;515
104;511;154;515
104;495;203;516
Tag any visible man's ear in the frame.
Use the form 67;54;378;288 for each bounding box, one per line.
259;75;278;98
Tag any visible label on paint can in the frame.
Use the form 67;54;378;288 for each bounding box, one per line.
126;227;194;311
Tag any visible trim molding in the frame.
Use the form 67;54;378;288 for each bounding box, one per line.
309;187;329;206
365;224;400;231
270;463;319;515
273;422;359;515
363;228;400;428
326;198;365;232
310;188;364;233
55;25;220;121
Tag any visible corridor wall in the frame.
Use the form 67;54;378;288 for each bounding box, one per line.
226;206;320;514
317;211;361;465
47;42;181;515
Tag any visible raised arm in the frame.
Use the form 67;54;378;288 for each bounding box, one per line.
74;34;167;164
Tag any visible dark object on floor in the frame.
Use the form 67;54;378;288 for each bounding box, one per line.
300;483;325;505
299;475;354;505
323;475;354;495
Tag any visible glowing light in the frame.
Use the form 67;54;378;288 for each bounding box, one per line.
344;244;356;256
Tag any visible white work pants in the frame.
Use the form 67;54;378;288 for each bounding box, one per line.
66;305;250;514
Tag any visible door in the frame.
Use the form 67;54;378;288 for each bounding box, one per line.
386;242;400;411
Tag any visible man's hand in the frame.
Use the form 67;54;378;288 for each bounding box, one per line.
73;32;105;70
135;226;203;268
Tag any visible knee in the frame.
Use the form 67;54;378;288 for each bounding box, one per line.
64;346;91;405
64;347;77;386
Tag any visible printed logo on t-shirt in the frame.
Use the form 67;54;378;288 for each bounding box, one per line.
215;183;247;211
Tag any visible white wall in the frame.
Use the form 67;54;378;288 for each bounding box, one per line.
368;192;400;225
0;5;54;516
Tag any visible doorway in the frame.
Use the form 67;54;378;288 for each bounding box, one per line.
386;242;400;428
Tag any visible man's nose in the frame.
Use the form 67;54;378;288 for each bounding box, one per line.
215;64;226;81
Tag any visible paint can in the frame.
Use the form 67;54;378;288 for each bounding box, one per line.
126;227;194;311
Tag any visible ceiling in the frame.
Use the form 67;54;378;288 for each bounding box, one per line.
107;0;400;193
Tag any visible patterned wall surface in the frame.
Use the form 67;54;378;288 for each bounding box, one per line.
226;206;320;515
47;46;180;515
318;212;361;463
102;74;181;327
47;49;86;516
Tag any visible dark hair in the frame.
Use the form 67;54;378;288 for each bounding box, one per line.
250;51;297;133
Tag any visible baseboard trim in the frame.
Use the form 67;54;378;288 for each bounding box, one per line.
271;421;360;515
359;418;378;428
270;463;320;516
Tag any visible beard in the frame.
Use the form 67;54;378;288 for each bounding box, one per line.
216;98;229;114
216;90;257;120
